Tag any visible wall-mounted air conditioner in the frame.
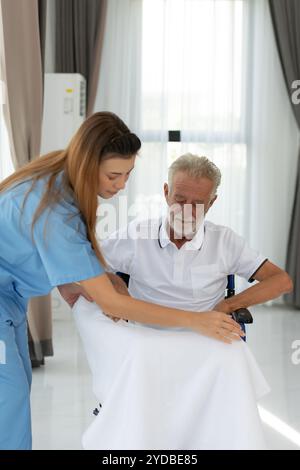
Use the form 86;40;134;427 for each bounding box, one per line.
41;73;86;154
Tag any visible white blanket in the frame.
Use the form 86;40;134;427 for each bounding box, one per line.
73;296;270;450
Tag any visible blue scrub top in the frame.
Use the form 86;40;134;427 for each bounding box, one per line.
0;171;104;325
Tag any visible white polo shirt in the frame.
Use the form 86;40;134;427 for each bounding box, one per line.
101;217;267;313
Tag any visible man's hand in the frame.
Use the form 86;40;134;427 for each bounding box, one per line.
104;273;130;322
57;283;93;308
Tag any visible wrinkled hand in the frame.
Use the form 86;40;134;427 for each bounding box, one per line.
57;283;93;308
104;273;130;322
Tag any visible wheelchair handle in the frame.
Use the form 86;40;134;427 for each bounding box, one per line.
231;308;253;324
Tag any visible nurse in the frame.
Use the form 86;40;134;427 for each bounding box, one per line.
0;111;243;450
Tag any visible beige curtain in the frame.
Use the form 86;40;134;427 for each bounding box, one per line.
0;0;53;366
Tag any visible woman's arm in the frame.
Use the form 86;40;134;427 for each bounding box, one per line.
57;272;128;313
79;273;245;344
102;272;129;322
58;282;93;307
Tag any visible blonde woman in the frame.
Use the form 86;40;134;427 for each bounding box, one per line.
0;112;243;450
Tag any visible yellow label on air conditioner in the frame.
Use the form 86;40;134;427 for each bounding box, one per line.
66;89;74;93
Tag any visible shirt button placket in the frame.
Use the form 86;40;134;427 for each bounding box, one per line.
173;249;185;283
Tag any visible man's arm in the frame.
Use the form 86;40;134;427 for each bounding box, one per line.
214;261;293;313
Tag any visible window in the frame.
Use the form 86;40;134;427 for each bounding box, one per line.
140;0;247;233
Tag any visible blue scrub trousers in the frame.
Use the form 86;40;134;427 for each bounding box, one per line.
0;318;32;450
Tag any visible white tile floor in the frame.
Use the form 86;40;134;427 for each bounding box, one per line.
31;296;300;450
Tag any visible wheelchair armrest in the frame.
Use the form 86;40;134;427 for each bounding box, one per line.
231;308;253;324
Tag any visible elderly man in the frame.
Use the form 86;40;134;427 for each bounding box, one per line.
102;153;291;325
73;154;292;450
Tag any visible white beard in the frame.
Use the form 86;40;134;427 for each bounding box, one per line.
168;213;203;240
173;219;194;239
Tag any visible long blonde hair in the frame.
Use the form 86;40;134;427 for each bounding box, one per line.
0;112;141;267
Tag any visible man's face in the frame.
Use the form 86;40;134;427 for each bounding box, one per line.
164;171;217;239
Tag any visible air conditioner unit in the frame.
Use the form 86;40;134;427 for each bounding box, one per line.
41;73;86;154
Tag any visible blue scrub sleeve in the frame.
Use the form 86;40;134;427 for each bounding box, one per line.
33;209;105;287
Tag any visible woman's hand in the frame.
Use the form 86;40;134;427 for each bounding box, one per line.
191;311;245;344
57;282;93;308
213;299;231;314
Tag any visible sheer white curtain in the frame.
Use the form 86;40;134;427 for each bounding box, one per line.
0;6;14;181
93;0;147;235
94;0;247;230
94;0;299;275
246;0;299;270
140;0;248;234
0;94;14;180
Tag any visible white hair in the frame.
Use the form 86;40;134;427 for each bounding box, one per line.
168;153;221;195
